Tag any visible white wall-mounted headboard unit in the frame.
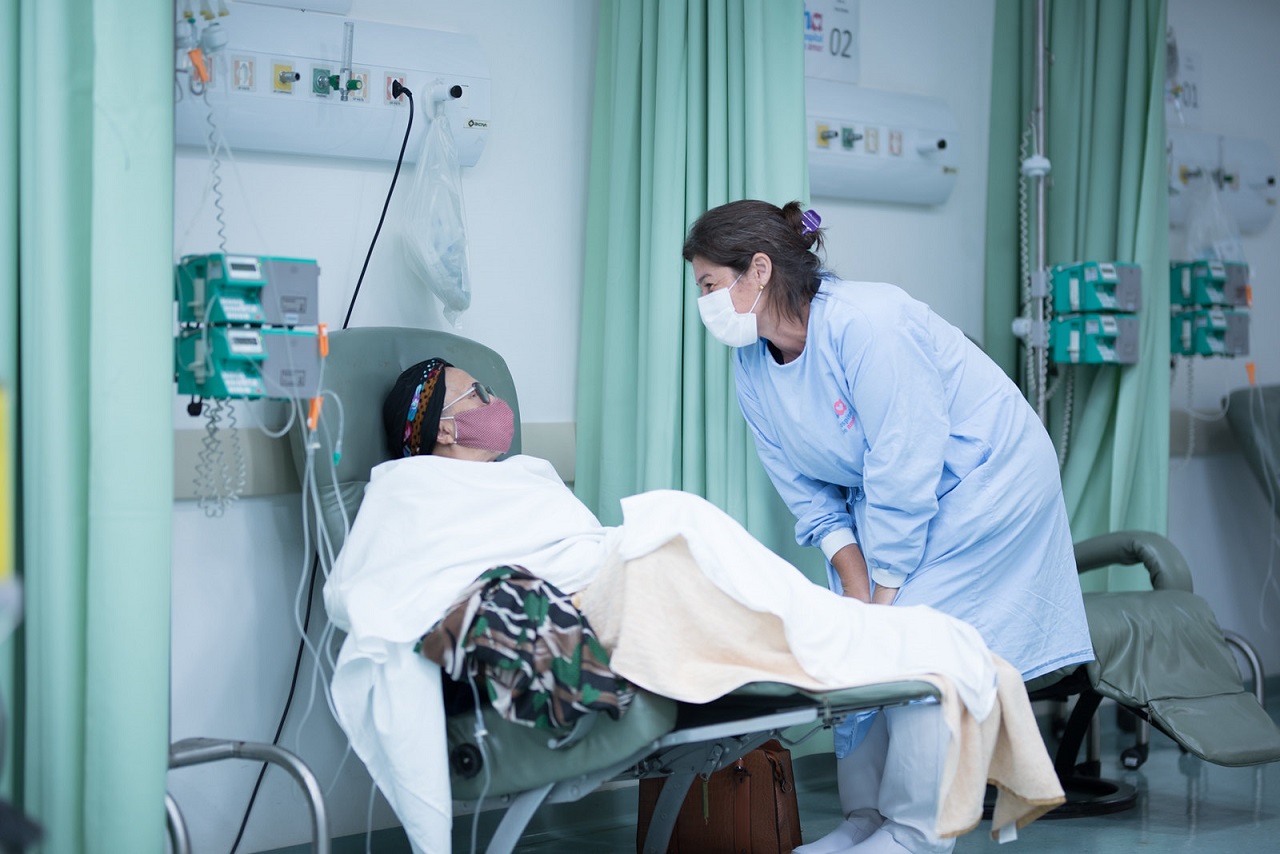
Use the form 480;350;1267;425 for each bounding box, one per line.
806;78;958;206
1168;127;1277;235
174;0;491;166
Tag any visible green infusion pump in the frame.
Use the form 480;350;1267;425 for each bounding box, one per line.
1049;261;1142;365
1051;313;1140;365
174;253;322;400
1052;261;1143;314
1170;260;1249;308
1171;308;1250;357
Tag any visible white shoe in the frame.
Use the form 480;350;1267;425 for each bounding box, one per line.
847;825;912;853
849;823;955;854
794;810;883;854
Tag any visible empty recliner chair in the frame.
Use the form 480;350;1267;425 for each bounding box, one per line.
1016;529;1280;817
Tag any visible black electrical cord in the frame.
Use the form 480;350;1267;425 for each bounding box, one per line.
228;83;416;854
342;81;415;331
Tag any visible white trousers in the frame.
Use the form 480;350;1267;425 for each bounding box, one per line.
844;702;954;853
798;702;955;854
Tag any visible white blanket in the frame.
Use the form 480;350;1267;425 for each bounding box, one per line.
612;490;996;717
579;527;1061;838
325;458;1001;852
326;455;611;852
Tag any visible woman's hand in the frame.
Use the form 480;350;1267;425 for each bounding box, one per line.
831;543;871;603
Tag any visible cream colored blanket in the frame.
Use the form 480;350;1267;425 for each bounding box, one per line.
578;535;1065;839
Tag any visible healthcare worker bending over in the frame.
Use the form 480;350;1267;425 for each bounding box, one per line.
683;199;1093;854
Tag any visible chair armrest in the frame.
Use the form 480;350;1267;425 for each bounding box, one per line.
1073;530;1194;592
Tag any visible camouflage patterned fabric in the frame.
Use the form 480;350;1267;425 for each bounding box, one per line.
417;566;633;731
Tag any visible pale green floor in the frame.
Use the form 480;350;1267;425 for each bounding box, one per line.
457;692;1280;854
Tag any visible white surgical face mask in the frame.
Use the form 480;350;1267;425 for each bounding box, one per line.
698;271;763;348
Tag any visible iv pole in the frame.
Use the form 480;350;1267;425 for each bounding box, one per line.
1029;0;1049;425
1017;0;1052;425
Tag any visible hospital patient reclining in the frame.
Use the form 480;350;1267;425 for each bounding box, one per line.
321;357;1063;853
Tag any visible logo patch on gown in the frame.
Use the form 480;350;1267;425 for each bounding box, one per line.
833;398;856;431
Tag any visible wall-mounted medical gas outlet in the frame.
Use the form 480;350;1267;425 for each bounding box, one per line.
1051;261;1142;314
1051;314;1140;365
807;78;958;205
174;3;491;166
312;65;333;96
1169;259;1249;308
272;61;299;94
310;67;362;99
1171;308;1250;357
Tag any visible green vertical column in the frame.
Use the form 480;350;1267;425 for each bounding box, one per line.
83;1;175;851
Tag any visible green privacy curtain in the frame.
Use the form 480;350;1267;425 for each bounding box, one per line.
1;1;174;851
984;0;1170;590
575;0;820;575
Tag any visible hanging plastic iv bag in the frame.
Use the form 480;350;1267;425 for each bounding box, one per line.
402;99;471;325
1183;173;1246;263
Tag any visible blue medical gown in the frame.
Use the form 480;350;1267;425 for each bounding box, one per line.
734;280;1092;683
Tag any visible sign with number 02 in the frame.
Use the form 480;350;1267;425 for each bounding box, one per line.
804;0;860;84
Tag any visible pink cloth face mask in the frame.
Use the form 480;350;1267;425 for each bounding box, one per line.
441;392;515;454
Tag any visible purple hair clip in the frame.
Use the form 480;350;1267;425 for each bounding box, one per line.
801;208;822;235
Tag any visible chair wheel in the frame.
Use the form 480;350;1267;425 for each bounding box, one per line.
1121;744;1148;769
450;743;484;779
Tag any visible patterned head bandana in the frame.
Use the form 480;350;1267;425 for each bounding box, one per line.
383;358;452;458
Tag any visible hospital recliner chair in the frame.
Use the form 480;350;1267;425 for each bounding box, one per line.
1010;529;1280;818
296;326;943;854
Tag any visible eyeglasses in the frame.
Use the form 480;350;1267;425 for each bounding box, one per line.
442;382;493;413
468;382;493;405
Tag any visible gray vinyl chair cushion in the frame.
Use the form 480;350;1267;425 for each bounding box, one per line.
449;690;678;800
1146;693;1280;767
1073;531;1280;767
447;681;941;800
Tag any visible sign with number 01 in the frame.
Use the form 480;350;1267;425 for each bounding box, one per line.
804;0;859;84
